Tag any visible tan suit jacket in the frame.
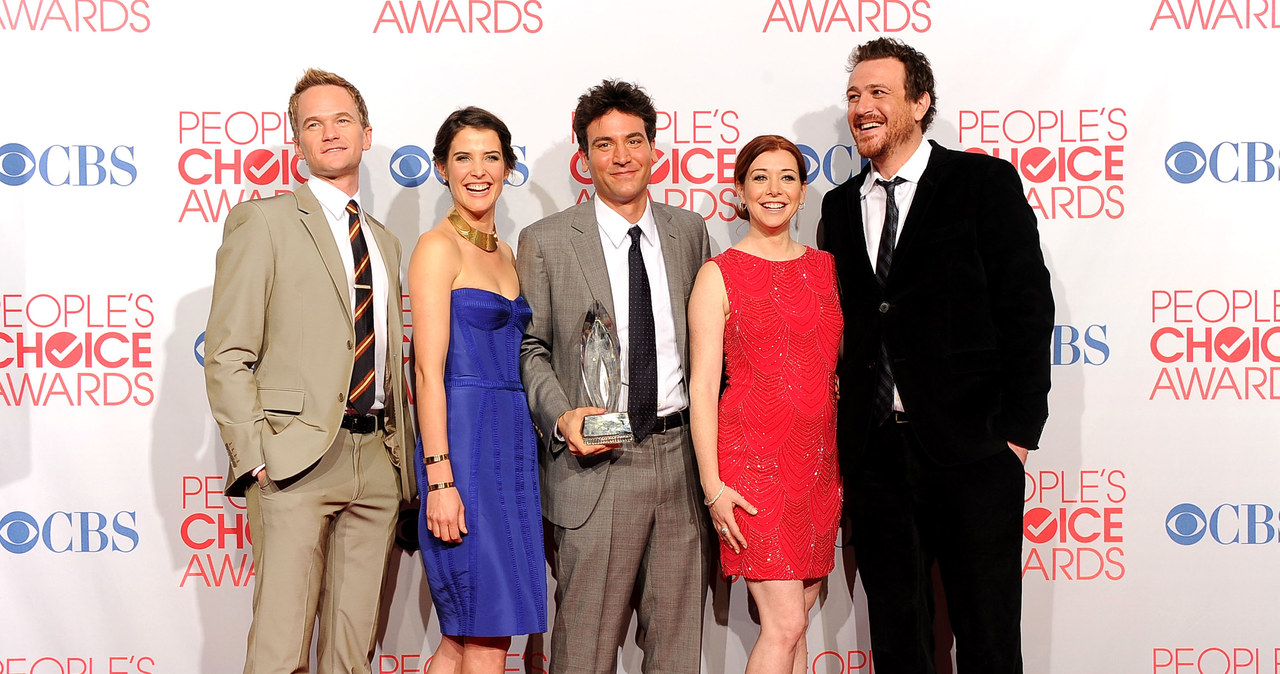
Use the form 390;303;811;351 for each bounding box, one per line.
205;182;415;501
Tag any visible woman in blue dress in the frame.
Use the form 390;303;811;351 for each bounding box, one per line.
408;107;546;672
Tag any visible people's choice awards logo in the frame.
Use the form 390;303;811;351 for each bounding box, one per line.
372;0;544;33
1023;469;1126;581
961;108;1128;220
570;109;744;223
177;111;306;223
761;0;931;32
1149;289;1280;401
179;476;254;588
1150;0;1280;30
1;293;155;407
0;0;151;32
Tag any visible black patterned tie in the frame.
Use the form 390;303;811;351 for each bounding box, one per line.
627;226;658;443
346;199;376;414
873;177;905;422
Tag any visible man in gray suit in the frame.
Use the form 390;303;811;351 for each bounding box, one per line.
518;80;711;674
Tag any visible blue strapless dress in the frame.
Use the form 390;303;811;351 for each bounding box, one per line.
415;288;547;637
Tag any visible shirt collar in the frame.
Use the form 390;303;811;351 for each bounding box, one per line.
860;139;933;198
308;177;362;221
594;197;656;249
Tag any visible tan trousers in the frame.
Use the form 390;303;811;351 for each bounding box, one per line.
243;428;399;674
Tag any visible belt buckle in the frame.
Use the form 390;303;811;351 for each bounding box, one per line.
655;410;687;433
344;411;379;434
893;410;910;424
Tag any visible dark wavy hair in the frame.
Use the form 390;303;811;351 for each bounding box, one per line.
432;106;518;173
572;79;657;155
732;135;807;221
847;38;938;133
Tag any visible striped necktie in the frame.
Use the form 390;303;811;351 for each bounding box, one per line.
346;199;376;414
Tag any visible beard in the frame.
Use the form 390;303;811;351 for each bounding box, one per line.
852;110;918;165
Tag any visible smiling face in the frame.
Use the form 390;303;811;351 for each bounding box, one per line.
580;110;656;219
736;149;806;230
292;84;372;194
846;57;929;174
438;126;509;223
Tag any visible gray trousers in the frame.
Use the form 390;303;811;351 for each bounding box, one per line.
549;425;709;674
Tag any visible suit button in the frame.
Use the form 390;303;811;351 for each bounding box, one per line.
866;360;875;369
338;393;345;402
347;340;353;350
879;301;891;314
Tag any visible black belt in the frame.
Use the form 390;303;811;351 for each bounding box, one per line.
651;409;689;434
341;408;385;434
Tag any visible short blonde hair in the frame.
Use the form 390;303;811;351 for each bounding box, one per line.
287;68;370;137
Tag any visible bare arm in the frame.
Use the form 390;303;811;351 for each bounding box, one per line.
408;230;467;542
688;260;755;552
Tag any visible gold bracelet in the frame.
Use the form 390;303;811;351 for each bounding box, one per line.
423;453;450;465
426;481;454;492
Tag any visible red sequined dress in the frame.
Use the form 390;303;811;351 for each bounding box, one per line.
715;246;844;580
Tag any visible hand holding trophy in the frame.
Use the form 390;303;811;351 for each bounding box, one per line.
580;301;634;445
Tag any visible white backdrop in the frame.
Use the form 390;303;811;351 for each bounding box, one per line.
3;1;1280;672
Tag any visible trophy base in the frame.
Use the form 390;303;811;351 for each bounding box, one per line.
582;412;634;445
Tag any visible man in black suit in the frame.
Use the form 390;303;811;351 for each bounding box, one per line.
819;38;1054;673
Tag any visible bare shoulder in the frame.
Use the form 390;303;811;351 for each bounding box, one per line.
693;259;726;293
410;223;462;268
498;239;516;263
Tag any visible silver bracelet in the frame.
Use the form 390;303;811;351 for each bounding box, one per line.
704;482;726;506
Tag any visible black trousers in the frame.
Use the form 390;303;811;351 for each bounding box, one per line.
848;418;1025;674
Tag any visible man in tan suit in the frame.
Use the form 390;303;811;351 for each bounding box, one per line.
204;69;414;674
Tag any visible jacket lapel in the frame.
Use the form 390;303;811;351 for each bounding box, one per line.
654;205;691;350
570;200;617;322
295;183;353;320
892;140;948;263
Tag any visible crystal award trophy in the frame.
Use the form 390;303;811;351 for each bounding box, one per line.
580;301;633;444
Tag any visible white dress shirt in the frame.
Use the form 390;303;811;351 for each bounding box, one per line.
859;139;932;412
594;198;688;417
309;177;389;412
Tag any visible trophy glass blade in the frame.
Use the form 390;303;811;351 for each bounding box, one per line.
580;301;622;411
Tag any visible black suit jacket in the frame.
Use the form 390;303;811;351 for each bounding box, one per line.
819;140;1054;472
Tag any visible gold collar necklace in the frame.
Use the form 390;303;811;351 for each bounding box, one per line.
447;208;498;253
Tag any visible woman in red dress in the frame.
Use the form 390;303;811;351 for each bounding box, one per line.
689;134;844;673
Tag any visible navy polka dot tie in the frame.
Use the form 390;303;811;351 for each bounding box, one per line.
627;226;657;442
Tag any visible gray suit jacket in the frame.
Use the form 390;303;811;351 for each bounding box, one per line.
518;199;711;529
204;183;416;501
